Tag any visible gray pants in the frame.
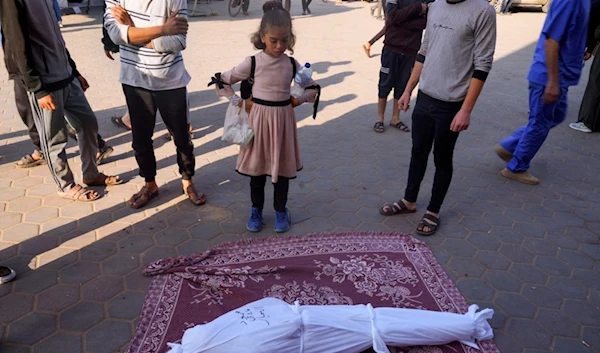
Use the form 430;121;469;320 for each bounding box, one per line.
28;78;99;192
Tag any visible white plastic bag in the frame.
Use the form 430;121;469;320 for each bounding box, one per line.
167;297;495;353
222;96;254;146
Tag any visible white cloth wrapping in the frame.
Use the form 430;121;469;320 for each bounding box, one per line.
166;297;494;353
221;95;254;146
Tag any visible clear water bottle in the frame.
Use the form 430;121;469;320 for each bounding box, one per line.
291;62;312;98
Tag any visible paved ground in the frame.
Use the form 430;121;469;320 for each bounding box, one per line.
1;3;599;353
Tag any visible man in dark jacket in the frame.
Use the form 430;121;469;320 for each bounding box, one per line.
373;0;427;133
0;0;122;201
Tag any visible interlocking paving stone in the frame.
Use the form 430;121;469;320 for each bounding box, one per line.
13;269;58;294
60;262;100;285
484;270;523;293
495;293;537;319
82;276;124;302
60;301;105;332
521;285;563;309
33;332;82;353
6;313;56;345
509;263;548;285
506;319;552;350
85;320;132;353
36;284;80;313
552;338;595;353
107;291;146;320
536;308;580;337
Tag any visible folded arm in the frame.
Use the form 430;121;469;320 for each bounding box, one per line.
1;0;48;99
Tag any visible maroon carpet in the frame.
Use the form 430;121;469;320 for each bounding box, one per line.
127;232;499;353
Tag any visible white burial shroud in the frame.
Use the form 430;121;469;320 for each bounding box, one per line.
166;297;494;353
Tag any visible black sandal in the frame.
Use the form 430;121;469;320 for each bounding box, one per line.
416;214;440;236
111;116;131;131
374;121;384;133
380;200;416;216
390;121;410;132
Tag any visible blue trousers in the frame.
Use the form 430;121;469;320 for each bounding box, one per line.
53;0;62;22
500;82;568;172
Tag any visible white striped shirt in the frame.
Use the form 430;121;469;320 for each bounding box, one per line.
104;0;191;91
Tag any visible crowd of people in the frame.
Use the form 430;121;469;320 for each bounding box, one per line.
0;0;598;284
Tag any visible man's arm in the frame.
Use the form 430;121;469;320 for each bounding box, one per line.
539;0;573;103
450;5;496;132
387;2;425;26
461;6;496;113
0;0;49;99
66;49;81;78
151;0;187;53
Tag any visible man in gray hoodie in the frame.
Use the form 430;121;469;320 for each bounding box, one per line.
0;0;122;201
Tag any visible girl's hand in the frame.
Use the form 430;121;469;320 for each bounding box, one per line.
245;98;253;113
291;96;301;108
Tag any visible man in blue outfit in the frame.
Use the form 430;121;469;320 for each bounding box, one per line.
495;0;590;185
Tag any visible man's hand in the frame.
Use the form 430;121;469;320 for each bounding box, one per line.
38;94;56;111
77;76;90;92
291;96;301;108
543;82;560;104
111;6;134;26
584;51;592;61
162;11;188;36
450;109;470;132
105;50;115;60
398;92;411;111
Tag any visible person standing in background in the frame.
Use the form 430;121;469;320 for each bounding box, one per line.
495;0;590;184
52;0;63;27
570;2;600;133
380;0;497;236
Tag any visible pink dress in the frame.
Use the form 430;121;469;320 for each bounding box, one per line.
219;52;317;183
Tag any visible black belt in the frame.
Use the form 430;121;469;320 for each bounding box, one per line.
251;98;291;107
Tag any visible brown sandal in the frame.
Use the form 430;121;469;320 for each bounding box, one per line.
184;185;206;206
128;187;159;209
58;184;101;202
83;173;123;186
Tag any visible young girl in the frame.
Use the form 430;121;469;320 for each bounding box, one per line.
216;2;318;233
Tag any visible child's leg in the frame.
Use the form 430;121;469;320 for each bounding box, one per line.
273;177;289;212
390;98;400;125
250;176;267;209
376;50;395;131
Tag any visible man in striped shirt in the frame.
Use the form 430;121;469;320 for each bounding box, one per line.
105;0;206;209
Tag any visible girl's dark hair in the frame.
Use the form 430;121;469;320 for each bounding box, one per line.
251;1;296;54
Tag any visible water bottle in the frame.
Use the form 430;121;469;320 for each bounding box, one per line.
291;62;312;98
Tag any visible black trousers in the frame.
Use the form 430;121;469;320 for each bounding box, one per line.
250;176;289;212
123;85;195;182
14;77;105;154
404;91;462;214
301;0;312;11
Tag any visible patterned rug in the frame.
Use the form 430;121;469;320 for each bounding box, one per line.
127;232;499;353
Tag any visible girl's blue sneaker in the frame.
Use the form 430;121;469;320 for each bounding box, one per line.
274;209;291;233
246;207;263;232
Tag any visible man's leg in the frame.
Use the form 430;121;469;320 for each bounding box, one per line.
27;89;75;191
13;79;45;166
156;88;204;205
242;0;250;14
376;50;395;131
404;92;436;204
123;85;158;183
428;102;462;214
62;79;100;182
390;55;415;130
506;83;568;173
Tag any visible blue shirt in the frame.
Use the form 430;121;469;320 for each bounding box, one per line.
528;0;590;87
